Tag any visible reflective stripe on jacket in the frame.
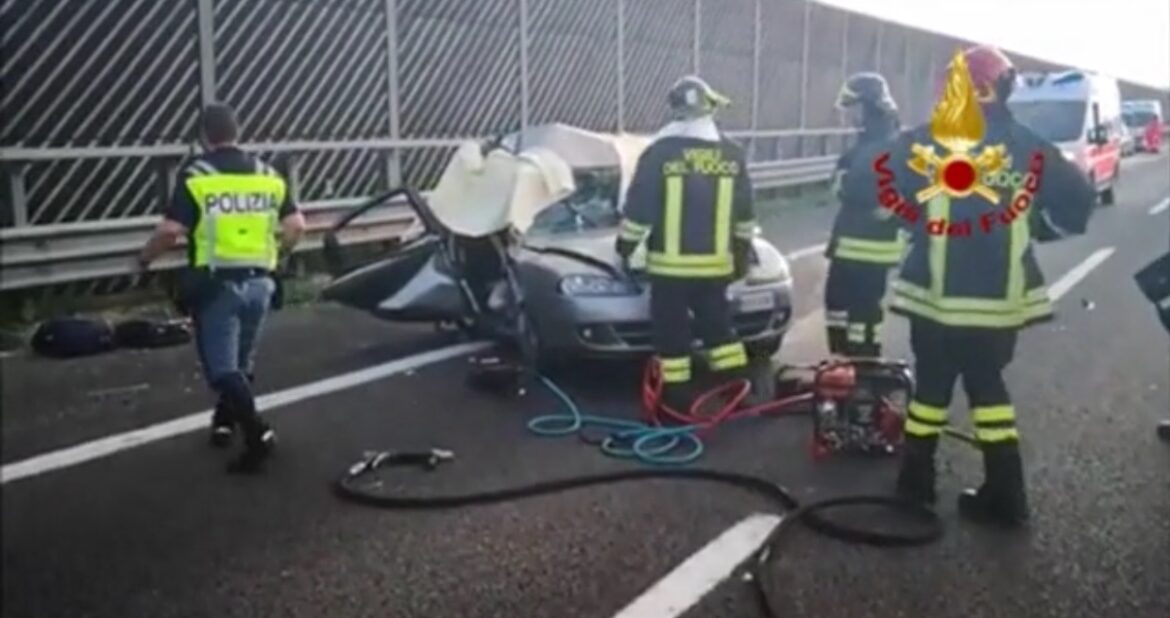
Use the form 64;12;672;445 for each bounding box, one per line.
826;122;905;265
844;110;1095;330
185;159;287;271
618;135;756;278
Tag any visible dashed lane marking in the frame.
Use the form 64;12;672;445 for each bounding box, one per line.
1;341;491;485
1148;197;1169;215
1047;247;1115;302
610;513;783;618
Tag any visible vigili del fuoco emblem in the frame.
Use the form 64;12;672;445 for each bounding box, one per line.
908;49;1009;205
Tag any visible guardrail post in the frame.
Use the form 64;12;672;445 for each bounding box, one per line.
284;154;302;203
383;0;403;190
196;0;217;106
874;22;883;72
155;158;180;213
3;162;29;227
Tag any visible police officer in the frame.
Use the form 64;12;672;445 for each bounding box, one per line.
615;76;756;411
841;46;1095;526
137;103;306;473
824;72;904;358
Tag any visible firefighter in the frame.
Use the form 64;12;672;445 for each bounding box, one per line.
137;103;306;474
840;46;1096;526
823;72;904;358
615;75;756;411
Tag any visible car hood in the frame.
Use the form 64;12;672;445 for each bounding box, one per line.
520;229;625;274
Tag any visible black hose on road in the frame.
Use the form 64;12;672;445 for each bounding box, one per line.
333;450;943;618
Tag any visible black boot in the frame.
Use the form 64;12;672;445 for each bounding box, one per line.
209;398;234;448
226;419;276;474
659;382;695;423
958;441;1029;528
895;434;938;505
1158;420;1170;441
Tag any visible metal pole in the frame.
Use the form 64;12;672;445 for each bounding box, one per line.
749;0;761;160
693;0;701;74
839;12;849;127
874;21;883;72
196;0;217;106
519;0;530;130
382;0;402;187
616;0;625;131
798;0;810;129
4;163;29;227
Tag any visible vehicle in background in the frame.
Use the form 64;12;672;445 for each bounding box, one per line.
1118;122;1136;157
1009;70;1122;205
1122;100;1164;153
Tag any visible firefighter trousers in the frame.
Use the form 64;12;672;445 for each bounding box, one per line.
649;277;748;388
824;259;889;357
903;318;1020;445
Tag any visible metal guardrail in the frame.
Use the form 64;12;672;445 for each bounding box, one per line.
0;154;841;292
0;128;855;293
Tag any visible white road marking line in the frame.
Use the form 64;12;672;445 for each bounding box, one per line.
616;248;1116;617
785;242;827;261
1047;247;1115;302
0;341;492;485
1148;198;1170;215
610;513;783;618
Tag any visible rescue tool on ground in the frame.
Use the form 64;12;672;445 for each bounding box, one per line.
823;71;905;358
839;45;1097;528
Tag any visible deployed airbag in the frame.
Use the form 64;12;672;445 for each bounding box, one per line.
427;141;575;238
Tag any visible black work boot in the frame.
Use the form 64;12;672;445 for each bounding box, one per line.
895;435;938;505
1158;420;1170;442
226;419;276;475
958;441;1029;528
209;398;234;448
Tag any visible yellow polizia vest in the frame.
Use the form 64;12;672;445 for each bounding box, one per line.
185;162;286;271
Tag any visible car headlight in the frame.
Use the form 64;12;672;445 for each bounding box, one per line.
559;274;640;297
1061;149;1076;162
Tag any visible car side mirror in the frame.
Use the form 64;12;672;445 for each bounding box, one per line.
1091;125;1109;145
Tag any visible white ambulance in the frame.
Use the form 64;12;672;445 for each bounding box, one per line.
1008;70;1123;205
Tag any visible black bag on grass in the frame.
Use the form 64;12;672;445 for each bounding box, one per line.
113;318;193;349
30;317;116;359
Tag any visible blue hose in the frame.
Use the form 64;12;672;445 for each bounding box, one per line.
526;375;706;465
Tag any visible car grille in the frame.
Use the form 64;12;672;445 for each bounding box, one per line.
579;308;789;349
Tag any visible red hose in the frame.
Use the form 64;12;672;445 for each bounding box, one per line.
640;359;811;437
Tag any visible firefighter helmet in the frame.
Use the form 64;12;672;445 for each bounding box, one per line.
952;45;1016;103
667;75;731;119
835;72;898;113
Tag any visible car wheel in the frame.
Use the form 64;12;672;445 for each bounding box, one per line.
519;312;569;375
746;335;783;361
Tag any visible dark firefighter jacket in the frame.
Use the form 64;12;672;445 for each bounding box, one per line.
839;105;1096;330
826;117;906;265
616;136;756;278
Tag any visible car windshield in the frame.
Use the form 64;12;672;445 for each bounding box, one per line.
1123;110;1157;127
1008;100;1087;143
526;169;622;235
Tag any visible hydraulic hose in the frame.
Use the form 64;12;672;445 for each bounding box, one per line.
527;369;811;465
333;450;943;618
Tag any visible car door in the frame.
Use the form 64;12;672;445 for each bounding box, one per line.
319;188;470;322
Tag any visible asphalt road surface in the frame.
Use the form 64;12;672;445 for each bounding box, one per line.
3;151;1168;618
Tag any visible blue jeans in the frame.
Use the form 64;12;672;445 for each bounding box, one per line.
193;276;275;385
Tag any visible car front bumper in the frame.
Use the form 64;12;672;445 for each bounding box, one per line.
534;278;794;358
